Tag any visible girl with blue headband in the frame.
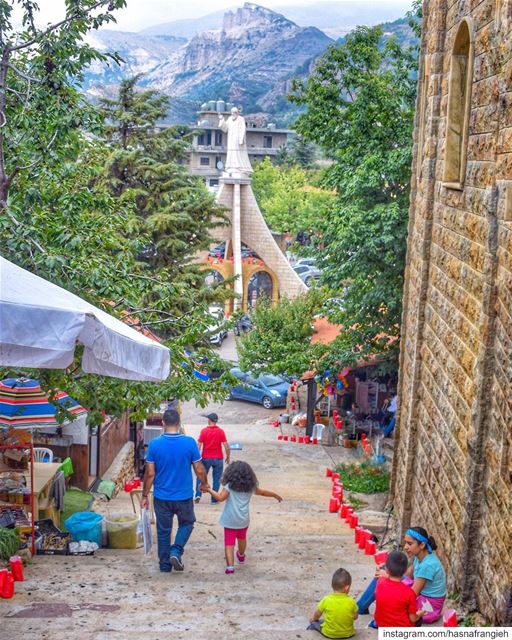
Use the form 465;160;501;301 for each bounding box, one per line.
357;526;447;625
402;527;446;623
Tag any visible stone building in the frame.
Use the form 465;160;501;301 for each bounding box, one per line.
391;0;512;624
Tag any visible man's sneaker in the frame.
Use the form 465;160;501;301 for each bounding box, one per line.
159;566;171;573
236;550;245;564
170;555;184;572
225;566;235;574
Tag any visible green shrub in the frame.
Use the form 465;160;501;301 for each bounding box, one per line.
335;461;390;494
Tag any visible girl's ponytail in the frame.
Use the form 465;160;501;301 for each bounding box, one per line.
428;535;437;551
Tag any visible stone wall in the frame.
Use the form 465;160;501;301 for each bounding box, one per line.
102;442;135;497
392;0;511;623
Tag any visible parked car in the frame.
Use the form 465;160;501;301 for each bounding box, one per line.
226;368;289;409
234;314;252;336
208;242;257;259
208;306;228;346
295;257;317;268
293;263;321;286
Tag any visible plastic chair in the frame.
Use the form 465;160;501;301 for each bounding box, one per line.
33;447;54;463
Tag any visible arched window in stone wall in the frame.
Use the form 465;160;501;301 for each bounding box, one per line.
443;19;474;188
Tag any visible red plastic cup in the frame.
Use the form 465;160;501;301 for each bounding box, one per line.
305;436;310;444
290;435;297;442
313;438;318;445
355;526;363;544
349;514;359;529
365;539;376;555
326;468;332;477
298;436;304;444
331;473;340;483
374;550;389;565
0;569;7;594
283;435;289;441
9;556;24;582
344;508;353;523
329;497;340;513
443;610;457;627
277;435;283;441
1;572;14;598
340;503;349;517
359;529;371;550
133;477;141;488
124;480;135;492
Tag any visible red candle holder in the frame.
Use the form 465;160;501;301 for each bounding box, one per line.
443;610;457;627
349;514;359;529
283;435;289;441
340;503;349;518
355;526;363;544
365;539;376;555
344;508;353;523
374;550;388;565
0;569;7;594
124;481;135;492
326;468;332;477
133;477;141;488
305;436;310;444
277;435;283;441
9;556;24;582
0;571;14;598
298;436;304;444
331;473;340;483
290;435;297;442
359;529;371;550
329;497;340;513
313;438;318;444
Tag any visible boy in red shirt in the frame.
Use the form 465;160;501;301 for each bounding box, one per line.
374;551;424;628
194;413;230;504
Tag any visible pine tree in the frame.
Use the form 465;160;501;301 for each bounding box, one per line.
99;77;229;330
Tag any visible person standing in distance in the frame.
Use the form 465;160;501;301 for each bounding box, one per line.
195;412;230;504
142;409;209;573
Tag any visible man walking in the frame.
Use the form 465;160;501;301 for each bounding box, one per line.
142;409;208;573
194;412;230;504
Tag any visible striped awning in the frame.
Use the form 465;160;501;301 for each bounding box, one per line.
0;378;86;428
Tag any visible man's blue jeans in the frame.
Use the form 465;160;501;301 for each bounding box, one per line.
195;458;223;502
153;497;196;571
383;416;396;437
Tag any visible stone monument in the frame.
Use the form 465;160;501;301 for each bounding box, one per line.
213;106;306;310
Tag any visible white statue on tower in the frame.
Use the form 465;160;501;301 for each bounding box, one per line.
218;107;253;176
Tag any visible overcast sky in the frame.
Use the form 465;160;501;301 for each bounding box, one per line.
12;0;413;32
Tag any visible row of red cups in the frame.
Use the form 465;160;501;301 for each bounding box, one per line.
326;468;386;559
277;435;319;444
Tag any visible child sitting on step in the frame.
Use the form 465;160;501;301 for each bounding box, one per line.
202;460;282;574
307;568;358;638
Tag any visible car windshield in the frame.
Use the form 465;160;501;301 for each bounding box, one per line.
293;266;309;273
258;374;284;387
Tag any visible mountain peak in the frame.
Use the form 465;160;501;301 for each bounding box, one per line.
222;3;295;32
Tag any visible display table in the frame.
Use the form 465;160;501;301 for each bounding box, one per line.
27;462;61;521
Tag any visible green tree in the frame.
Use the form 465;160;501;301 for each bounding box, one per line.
238;289;329;378
0;6;231;423
252;157;335;236
289;133;317;169
99;77;230;321
290;23;418;368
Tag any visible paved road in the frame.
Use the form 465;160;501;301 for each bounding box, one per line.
6;419;383;639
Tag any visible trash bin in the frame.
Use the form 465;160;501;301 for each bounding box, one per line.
64;512;103;546
105;513;139;549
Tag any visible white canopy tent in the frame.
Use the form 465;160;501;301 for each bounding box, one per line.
0;256;170;382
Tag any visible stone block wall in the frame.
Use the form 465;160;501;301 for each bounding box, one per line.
102;442;135;497
392;0;511;623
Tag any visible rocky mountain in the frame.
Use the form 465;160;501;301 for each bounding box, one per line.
83;3;332;124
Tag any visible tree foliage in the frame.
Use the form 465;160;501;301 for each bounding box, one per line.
252;157;335;236
0;5;231;424
290;23;418;368
237;289;329;378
